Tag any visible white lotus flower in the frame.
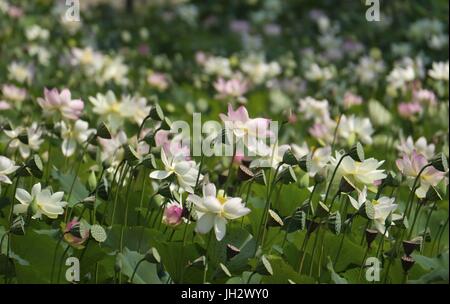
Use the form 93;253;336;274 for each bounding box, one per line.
4;122;44;159
149;149;201;193
99;56;129;86
250;143;290;169
329;152;387;192
298;97;330;122
309;146;332;177
14;183;67;219
188;183;250;241
372;196;401;236
0;156;20;190
98;130;128;164
387;65;415;89
305;63;334;82
89;91;149;132
8;62;33;84
348;187;400;236
89;91;127;132
348;186;368;210
428;61;449;81
396;136;435;159
338;114;374;145
60;120;95;157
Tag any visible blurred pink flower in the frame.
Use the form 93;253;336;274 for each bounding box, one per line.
343;91;363;108
64;218;89;248
138;43;150;56
230;20;250;34
413;89;437;106
162;201;184;227
8;6;23;18
220;104;273;155
37;88;84;120
214;77;248;100
195;51;207;65
396;151;445;198
147;72;169;91
155;130;190;160
264;24;281;36
0;101;11;110
398;102;422;119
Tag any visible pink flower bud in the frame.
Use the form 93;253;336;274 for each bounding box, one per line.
162;202;183;227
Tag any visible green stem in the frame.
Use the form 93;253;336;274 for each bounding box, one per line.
57;244;70;284
324;153;348;205
246;271;257;284
50;235;64;283
308;225;321;277
421;201;437;254
358;246;369;281
130;258;145;283
407;200;423;239
111;163;129;226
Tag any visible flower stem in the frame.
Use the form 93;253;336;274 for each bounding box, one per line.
324;153;348;204
421;201;437;254
130;258;145;283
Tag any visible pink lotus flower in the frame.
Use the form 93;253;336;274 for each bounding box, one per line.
214;78;248;100
195;51;207;65
147;72;169;91
229;20;250;34
162;201;183;227
413;89;437;106
138;44;150;56
2;84;27;103
37;88;84;120
0;101;11;110
398;102;422;119
264;24;281;36
396;151;445;198
308;120;335;144
221;104;271;137
343;91;363;108
220;104;273;156
63;218;89;249
155;130;190;160
8;5;23;18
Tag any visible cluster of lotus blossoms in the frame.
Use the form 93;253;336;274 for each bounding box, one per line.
1;81;447;246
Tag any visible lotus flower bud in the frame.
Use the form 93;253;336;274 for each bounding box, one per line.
162;202;183;227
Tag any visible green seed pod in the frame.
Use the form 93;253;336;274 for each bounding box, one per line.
26;154;43;179
18;132;28;145
157;181;173;199
143;131;156;147
327;211;341;235
123;145;139;164
358;201;375;220
237;165;254;181
144;247;161;263
255;255;273;276
401;255;415;273
226;244;241;260
253;170;267;186
10;216;25;235
315;201;330;218
348;142;364;162
276;166;297;185
298;154;311;172
96;122;111;139
429;152;448;172
365;229;378;248
282;149;298;166
141;154;157;169
149;104;164;121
